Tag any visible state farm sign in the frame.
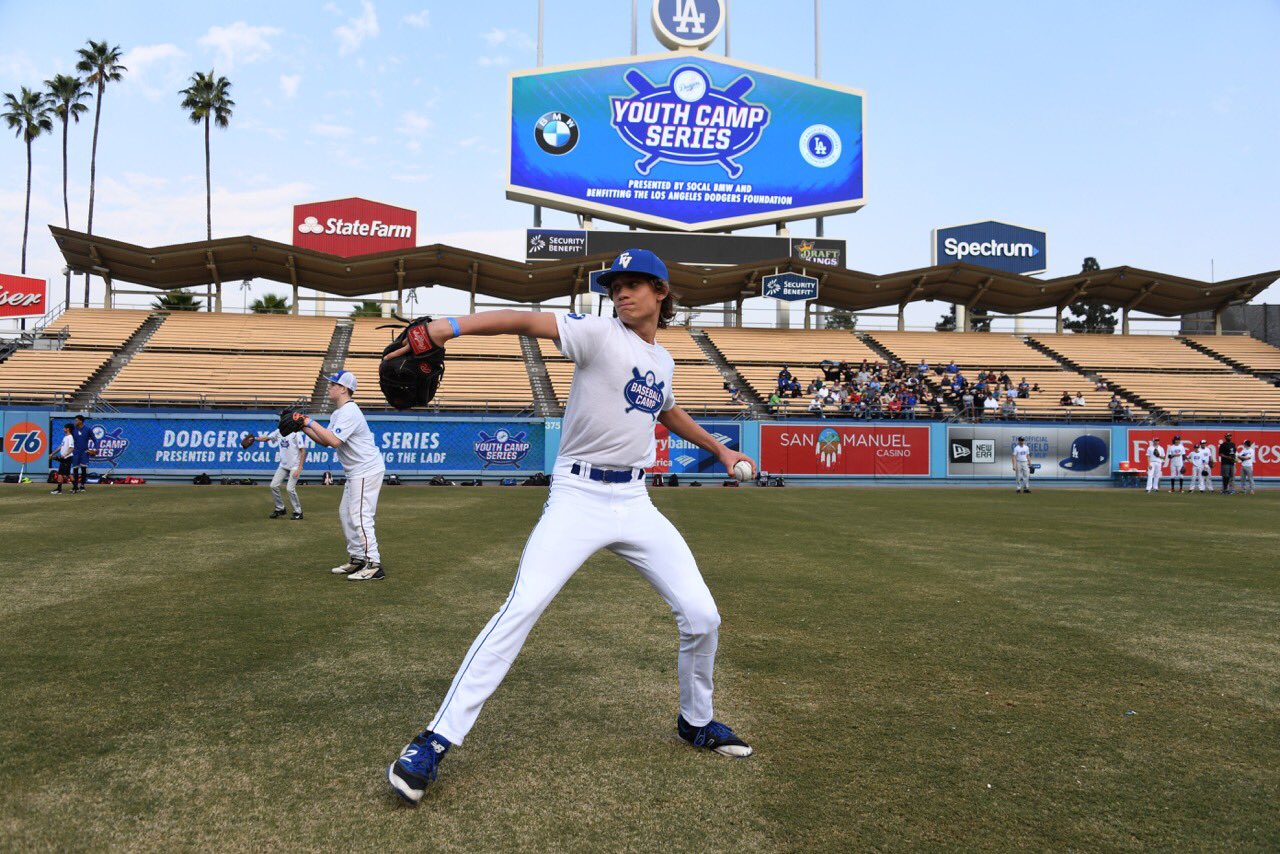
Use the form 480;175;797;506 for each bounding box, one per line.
0;273;46;319
292;197;417;257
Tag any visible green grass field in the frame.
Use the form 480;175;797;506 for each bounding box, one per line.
1;484;1276;851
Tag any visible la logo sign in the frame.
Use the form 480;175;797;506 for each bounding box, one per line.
292;197;417;257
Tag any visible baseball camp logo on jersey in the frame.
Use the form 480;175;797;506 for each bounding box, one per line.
473;429;533;468
623;367;666;417
610;64;769;178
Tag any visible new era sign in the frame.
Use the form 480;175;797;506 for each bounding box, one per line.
0;273;46;319
293;197;417;257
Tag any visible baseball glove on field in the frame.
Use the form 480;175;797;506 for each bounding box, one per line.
278;409;306;437
378;315;446;410
240;434;255;449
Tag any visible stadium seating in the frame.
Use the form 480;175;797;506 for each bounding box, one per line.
104;352;322;406
146;312;336;354
342;357;534;411
1030;334;1230;372
39;308;152;349
1183;335;1280;374
543;361;744;414
1099;371;1280;421
0;349;111;402
866;331;1060;370
348;317;524;359
701;326;879;365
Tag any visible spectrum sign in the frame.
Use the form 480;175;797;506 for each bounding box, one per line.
292;197;417;257
508;53;865;232
932;220;1047;275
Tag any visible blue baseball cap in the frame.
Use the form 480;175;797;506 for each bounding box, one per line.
596;248;669;290
326;371;358;392
1059;434;1108;471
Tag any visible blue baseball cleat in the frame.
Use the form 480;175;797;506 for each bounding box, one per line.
387;731;451;805
677;715;753;758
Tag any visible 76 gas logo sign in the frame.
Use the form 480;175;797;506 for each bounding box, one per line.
4;421;47;464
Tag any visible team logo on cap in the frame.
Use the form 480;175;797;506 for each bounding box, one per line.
1059;434;1108;472
623;367;665;417
799;124;841;168
535;112;579;155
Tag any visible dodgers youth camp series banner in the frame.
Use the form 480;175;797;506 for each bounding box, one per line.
947;425;1113;479
1131;428;1280;476
47;415;546;475
759;424;930;476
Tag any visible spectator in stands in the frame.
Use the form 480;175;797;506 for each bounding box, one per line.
1017;377;1030;398
886;395;902;418
1059;390;1073;407
786;378;802;398
1000;396;1017;420
961;389;976;419
917;359;929;377
767;390;782;414
807;394;825;416
923;389;944;419
1094;378;1108;392
998;371;1011;387
1072;391;1087;407
839;361;854;383
1108;394;1125;420
946;359;959;374
725;383;742;405
902;389;918;419
983;393;1000;420
821;360;841;382
777;366;793;389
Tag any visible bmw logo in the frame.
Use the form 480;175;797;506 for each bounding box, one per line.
535;111;579;155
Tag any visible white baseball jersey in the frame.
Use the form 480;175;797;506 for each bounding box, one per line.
1190;448;1210;470
267;429;303;469
1012;443;1031;463
328;401;385;478
1147;444;1166;468
1167;443;1187;468
57;434;74;459
1239;447;1255;468
554;313;675;469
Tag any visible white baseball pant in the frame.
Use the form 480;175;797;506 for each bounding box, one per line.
1014;461;1030;491
1191;468;1210;492
427;458;721;746
1241;466;1255;492
340;474;382;563
1146;466;1162;491
270;465;301;513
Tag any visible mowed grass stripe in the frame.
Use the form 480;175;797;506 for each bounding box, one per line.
0;486;1276;851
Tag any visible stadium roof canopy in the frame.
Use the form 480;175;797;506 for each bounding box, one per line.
50;226;1278;322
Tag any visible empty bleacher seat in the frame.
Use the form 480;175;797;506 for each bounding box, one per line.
1184;335;1280;374
145;312;336;354
867;331;1059;370
105;352;322;406
1030;334;1229;372
348;317;524;359
702;327;879;366
39;308;151;349
342;356;534;411
0;350;111;402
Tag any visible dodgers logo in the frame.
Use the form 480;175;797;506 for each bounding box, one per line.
474;429;532;468
89;425;130;462
610;64;769;178
623;367;666;417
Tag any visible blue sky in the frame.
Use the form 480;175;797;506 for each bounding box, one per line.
1;0;1278;329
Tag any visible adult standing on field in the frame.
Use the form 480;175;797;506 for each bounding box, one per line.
1218;433;1237;494
1012;436;1032;493
382;249;756;807
294;372;386;580
69;413;90;493
1145;437;1166;493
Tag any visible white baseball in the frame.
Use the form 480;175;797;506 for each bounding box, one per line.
732;460;754;482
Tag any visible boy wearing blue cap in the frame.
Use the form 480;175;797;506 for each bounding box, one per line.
383;248;756;806
298;370;387;580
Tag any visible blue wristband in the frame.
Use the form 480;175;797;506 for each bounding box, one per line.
447;317;462;338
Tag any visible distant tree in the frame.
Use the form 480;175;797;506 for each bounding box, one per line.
76;39;127;306
45;74;92;307
154;290;203;311
1064;301;1119;334
823;308;857;330
1082;256;1101;273
251;294;290;315
935;305;990;332
350;300;383;318
178;70;234;241
2;87;54;275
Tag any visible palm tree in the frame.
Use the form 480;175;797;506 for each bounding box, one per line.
153;290;203;311
179;71;234;241
251;294;290;315
75;39;126;307
45;74;92;308
350;300;383;317
2;87;54;275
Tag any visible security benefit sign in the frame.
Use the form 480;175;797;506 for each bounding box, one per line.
509;53;865;231
947;426;1112;479
932;221;1047;275
648;421;740;475
760;424;929;476
762;272;819;302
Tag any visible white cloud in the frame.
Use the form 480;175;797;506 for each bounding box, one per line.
391;172;432;183
480;28;534;49
403;9;430;28
398;110;432;135
477;55;510;68
311;122;354;138
335;0;379;55
198;22;282;69
279;74;301;98
120;44;187;101
121;43;185;76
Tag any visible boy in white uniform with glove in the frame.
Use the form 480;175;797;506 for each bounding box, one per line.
1189;441;1212;493
296;371;387;581
1145;437;1166;493
383;249;757;806
248;428;306;519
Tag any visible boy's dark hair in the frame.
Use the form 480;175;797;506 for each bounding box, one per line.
64;423;73;431
74;414;84;422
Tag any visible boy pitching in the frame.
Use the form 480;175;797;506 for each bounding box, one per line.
50;423;74;494
249;428;307;519
296;371;386;580
385;249;755;806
